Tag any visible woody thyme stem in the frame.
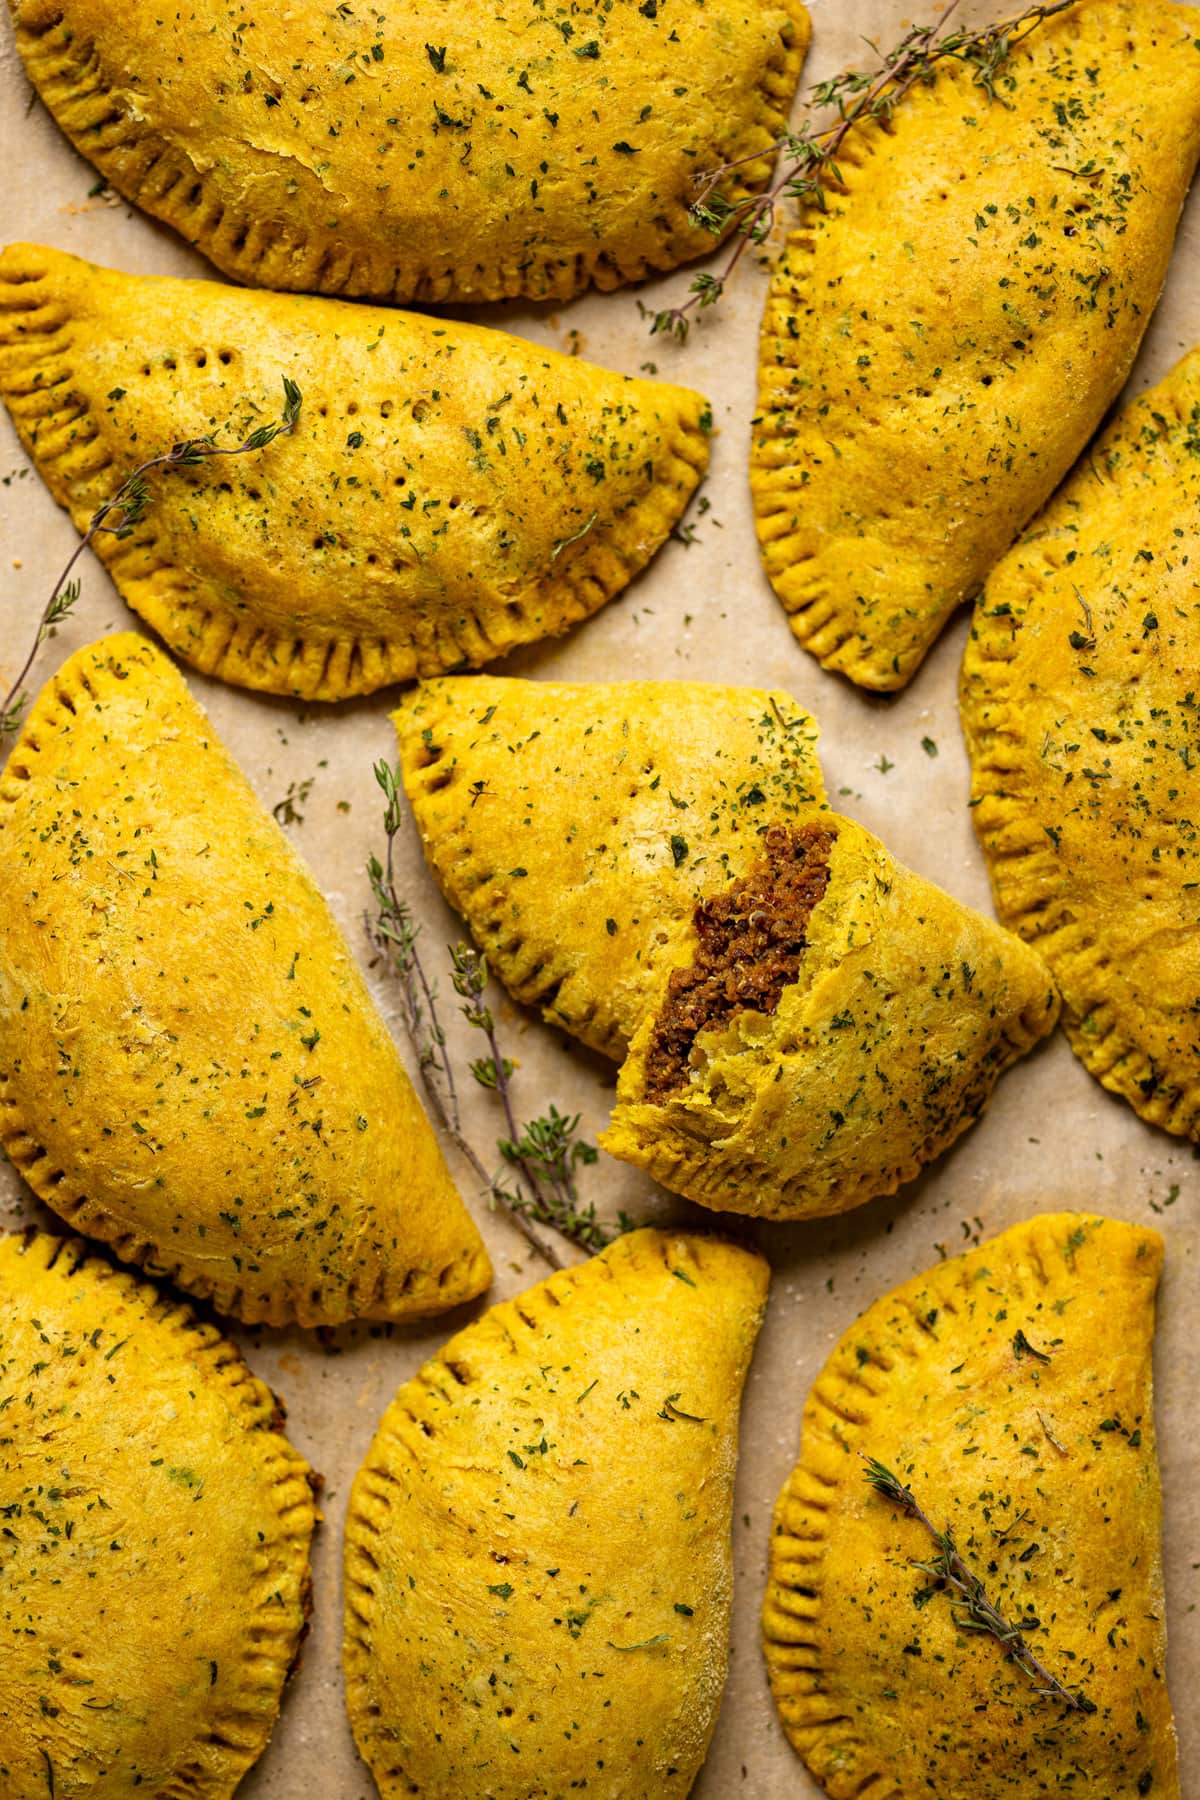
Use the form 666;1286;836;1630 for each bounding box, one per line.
650;0;1076;339
369;762;623;1268
862;1455;1093;1712
0;377;303;742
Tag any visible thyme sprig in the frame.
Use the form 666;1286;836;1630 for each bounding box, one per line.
651;0;1075;339
369;761;625;1267
863;1456;1093;1712
0;378;303;743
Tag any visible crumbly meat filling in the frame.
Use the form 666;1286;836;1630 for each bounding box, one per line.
642;821;837;1103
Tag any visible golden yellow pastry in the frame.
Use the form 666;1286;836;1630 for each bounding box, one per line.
764;1214;1175;1797
752;0;1200;692
0;1227;317;1799
963;347;1200;1141
0;245;709;702
344;1226;768;1799
396;674;825;1062
0;634;490;1327
603;814;1058;1219
7;0;810;306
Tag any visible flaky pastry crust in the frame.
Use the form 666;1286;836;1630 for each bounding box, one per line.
752;0;1200;690
396;674;825;1062
0;634;490;1325
0;1228;317;1800
963;346;1200;1141
7;0;810;305
344;1227;768;1799
764;1215;1176;1798
0;245;709;700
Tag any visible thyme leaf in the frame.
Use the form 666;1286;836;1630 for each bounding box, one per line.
1013;1327;1052;1364
650;0;1076;339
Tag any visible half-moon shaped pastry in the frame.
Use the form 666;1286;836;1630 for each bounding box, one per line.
0;1228;317;1800
0;245;709;702
344;1227;768;1799
0;634;491;1327
751;0;1200;692
963;346;1200;1140
764;1214;1176;1796
6;0;810;306
395;674;825;1062
602;814;1058;1220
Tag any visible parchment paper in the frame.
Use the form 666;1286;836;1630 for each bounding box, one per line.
1;4;1197;1794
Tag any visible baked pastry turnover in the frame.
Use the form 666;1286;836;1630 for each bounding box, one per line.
396;674;826;1062
398;676;1056;1219
764;1214;1176;1797
963;347;1200;1141
6;0;810;305
0;634;490;1326
0;1228;317;1799
344;1227;768;1799
0;245;708;701
603;813;1058;1219
752;0;1200;691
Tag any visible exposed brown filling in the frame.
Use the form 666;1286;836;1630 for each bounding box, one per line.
642;821;838;1104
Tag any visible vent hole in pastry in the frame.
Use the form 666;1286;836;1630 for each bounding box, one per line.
393;474;407;486
641;820;838;1105
195;352;207;368
415;736;446;769
386;1764;424;1792
380;399;394;418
